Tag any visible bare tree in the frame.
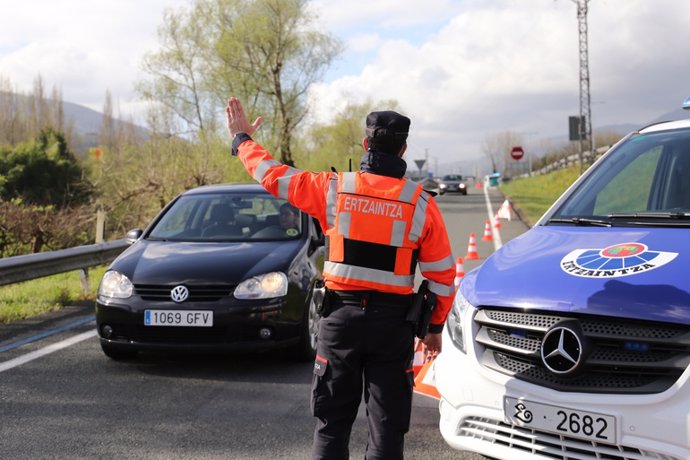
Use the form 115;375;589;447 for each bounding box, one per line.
138;0;342;166
481;130;524;175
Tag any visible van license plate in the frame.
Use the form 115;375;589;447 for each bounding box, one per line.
504;397;617;444
144;310;213;327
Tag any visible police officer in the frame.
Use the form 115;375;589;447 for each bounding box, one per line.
225;97;456;460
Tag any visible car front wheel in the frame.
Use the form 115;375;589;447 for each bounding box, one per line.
290;280;324;361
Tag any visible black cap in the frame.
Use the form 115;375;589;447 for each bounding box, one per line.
365;111;410;141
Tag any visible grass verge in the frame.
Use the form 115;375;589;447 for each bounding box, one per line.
500;166;582;226
0;265;107;324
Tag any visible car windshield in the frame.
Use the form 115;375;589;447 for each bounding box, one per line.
148;192;304;241
443;175;463;181
550;127;690;226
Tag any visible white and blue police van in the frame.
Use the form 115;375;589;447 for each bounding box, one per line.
435;100;690;460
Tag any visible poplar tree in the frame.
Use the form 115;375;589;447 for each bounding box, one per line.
138;0;342;166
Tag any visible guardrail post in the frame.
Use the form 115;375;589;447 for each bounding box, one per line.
96;209;105;244
79;268;90;294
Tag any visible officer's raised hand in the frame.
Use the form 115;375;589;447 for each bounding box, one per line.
225;97;263;137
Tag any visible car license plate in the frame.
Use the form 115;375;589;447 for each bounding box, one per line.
144;310;213;327
504;397;617;444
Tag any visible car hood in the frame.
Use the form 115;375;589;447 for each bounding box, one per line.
460;225;690;325
110;239;303;285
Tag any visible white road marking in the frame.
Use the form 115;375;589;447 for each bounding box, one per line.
0;329;97;373
483;185;503;250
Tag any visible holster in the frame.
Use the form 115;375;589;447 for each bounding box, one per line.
317;284;334;318
406;280;437;339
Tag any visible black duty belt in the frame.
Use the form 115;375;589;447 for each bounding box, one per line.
329;289;413;309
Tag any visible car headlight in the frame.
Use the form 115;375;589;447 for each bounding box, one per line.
98;270;133;299
447;290;472;353
234;272;288;299
459;183;466;188
439;183;447;189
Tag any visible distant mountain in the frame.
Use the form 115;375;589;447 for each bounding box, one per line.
61;100;149;154
0;92;149;155
648;108;690;124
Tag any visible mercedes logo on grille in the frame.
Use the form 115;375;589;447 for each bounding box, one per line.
170;285;189;303
541;321;585;375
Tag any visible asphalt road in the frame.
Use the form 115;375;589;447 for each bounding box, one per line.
0;185;529;460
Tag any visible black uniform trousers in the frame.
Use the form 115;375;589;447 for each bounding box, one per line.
310;291;415;460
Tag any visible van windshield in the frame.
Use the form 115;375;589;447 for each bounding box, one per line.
550;128;690;225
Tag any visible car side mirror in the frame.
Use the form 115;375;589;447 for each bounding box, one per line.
126;228;144;244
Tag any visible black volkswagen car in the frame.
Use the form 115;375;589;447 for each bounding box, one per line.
95;184;325;361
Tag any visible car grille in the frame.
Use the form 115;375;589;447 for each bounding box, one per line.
134;284;234;302
475;308;690;394
458;416;680;460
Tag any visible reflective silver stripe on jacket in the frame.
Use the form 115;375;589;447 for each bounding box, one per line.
408;191;429;243
341;172;357;193
335;173;356;238
326;174;338;229
398;180;420;203
324;262;415;288
253;159;282;183
390;220;407;247
419;254;455;273
428;279;455;297
277;168;299;200
338;212;352;237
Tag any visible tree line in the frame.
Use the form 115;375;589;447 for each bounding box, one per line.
0;0;401;257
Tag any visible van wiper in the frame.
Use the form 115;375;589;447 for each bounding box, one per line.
548;217;612;227
607;212;690;220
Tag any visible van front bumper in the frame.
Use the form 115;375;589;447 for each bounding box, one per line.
435;323;690;460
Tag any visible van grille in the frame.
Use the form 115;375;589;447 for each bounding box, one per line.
475;308;690;394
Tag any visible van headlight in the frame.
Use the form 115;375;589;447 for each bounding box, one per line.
98;270;133;299
447;290;472;353
234;272;288;299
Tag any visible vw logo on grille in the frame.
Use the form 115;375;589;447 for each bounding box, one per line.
170;285;189;303
541;321;585;375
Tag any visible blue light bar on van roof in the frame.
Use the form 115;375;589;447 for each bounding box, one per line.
683;96;690;110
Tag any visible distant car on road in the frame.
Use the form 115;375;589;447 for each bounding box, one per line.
95;183;325;361
438;174;467;195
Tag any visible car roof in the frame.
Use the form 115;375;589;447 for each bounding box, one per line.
639;118;690;134
181;183;268;196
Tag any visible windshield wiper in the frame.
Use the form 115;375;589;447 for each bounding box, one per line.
548;217;612;227
607;212;690;219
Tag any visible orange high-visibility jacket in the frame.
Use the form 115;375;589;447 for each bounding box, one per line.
235;137;456;328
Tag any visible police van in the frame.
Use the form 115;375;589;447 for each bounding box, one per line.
435;100;690;460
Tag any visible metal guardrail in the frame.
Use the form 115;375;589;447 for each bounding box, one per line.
0;239;129;287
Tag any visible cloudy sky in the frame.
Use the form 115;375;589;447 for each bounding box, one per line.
2;0;690;171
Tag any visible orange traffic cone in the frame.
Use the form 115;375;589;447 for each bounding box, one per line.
481;219;493;242
497;199;513;221
454;257;465;289
465;232;480;260
493;211;502;229
414;355;441;400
